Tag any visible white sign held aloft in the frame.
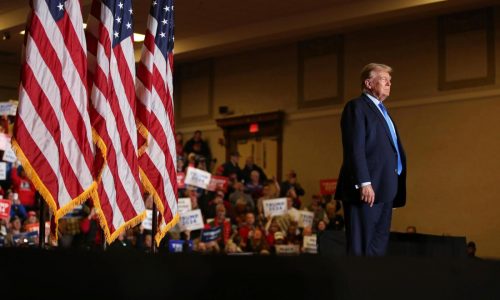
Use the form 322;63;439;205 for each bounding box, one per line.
177;197;192;214
298;210;315;228
3;146;17;163
184;167;211;190
0;162;7;180
179;209;204;231
302;235;318;254
262;198;288;217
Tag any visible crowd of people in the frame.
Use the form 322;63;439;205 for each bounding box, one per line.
0;129;346;255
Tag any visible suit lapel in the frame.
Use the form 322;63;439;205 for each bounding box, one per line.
361;94;397;150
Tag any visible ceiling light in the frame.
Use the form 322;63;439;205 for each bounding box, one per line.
134;33;145;42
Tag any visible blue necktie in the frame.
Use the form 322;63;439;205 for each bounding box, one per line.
378;102;403;175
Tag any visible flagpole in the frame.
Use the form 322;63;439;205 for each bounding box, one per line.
152;202;158;254
38;197;45;249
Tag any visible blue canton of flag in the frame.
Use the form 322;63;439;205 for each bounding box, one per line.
46;0;68;21
150;0;175;59
103;0;134;46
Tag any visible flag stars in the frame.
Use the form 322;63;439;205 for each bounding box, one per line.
126;22;132;29
160;32;166;38
162;19;168;25
118;2;124;9
114;31;119;38
164;5;170;12
116;16;122;23
152;0;157;6
129;8;133;15
57;2;64;11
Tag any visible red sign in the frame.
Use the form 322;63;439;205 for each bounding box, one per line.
320;179;337;195
177;172;186;189
0;199;11;219
207;176;229;193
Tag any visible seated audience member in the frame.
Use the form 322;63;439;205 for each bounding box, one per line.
285;221;301;246
23;210;38;230
231;197;250;228
265;217;284;249
242;156;267;184
221;151;243;182
279;170;305;209
244;170;264;203
11;162;37;211
229;181;255;212
5;215;23;247
183;130;212;169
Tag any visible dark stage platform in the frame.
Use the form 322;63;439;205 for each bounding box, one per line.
1;248;499;299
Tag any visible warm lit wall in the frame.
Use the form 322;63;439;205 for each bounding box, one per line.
178;7;500;258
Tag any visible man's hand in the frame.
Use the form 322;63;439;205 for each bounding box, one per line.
360;185;375;207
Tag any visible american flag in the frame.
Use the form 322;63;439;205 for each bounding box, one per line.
13;0;96;240
86;0;146;243
136;0;178;244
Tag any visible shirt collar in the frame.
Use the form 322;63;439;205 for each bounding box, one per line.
364;92;381;105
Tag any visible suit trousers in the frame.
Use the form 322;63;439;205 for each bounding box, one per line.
344;200;393;256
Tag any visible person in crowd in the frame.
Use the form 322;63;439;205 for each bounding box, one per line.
225;239;243;254
285;221;301;246
11;161;37;211
175;132;184;158
79;206;103;251
206;190;231;220
8;191;27;220
467;241;478;258
231;197;250;228
183;130;212;169
229;181;255;212
280;170;305;209
238;212;256;249
23;210;38;230
142;234;153;253
206;203;232;249
325;201;345;231
242;156;267;184
5;215;23;247
256;178;281;224
287;197;300;224
334;63;407;256
264;216;283;250
307;194;327;229
245;227;269;254
244;170;264;203
221;151;243;181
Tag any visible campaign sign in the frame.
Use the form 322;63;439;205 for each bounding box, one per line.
0;199;11;219
177;197;192;214
302;235;318;254
206;175;229;192
142;209;154;230
184;167;211;190
0;101;17;116
262;198;288;217
12;231;38;247
275;244;300;255
0;162;6;180
201;226;222;243
0;134;10;151
3;146;17;163
179;209;204;231
168;240;193;253
177;172;186;189
298;210;314;228
320;179;338;195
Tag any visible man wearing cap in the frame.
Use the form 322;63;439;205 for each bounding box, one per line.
221;151;243;182
334;63;407;256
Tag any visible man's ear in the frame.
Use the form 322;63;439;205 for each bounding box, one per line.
364;79;371;90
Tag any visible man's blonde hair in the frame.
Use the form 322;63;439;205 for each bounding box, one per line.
360;63;392;91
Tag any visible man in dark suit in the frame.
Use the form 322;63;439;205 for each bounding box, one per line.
334;63;407;256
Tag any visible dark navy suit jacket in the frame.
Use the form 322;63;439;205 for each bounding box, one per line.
335;94;407;208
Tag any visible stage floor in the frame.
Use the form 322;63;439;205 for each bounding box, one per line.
1;248;499;299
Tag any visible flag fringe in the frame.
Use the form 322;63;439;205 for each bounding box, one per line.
11;138;96;241
90;188;147;244
139;167;178;246
91;128;107;181
136;120;149;156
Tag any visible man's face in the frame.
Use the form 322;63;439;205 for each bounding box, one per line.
366;70;391;101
